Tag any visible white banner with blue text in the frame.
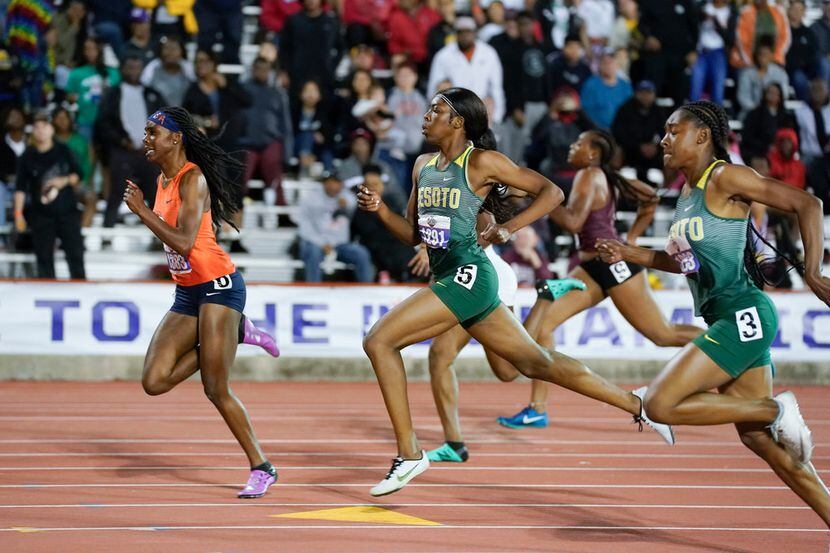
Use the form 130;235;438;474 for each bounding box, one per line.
0;282;828;360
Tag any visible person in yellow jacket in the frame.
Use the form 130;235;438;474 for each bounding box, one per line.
132;0;199;36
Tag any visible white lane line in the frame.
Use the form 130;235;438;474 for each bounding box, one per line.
1;524;825;533
0;451;826;463
0;483;793;490
4;415;829;425
0;439;752;446
0;465;789;473
0;502;810;510
1;452;820;460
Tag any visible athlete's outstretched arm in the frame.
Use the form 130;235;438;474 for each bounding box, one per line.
548;168;598;234
715;164;830;305
470;149;564;241
124;171;207;257
357;155;427;246
596;239;682;274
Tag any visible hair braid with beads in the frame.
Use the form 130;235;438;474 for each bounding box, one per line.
678;100;804;288
160;106;244;230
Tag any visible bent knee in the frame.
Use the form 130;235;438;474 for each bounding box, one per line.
643;394;673;425
363;330;397;359
362;333;379;358
202;381;231;404
493;368;519;383
512;350;553;380
428;346;456;374
142;377;169;396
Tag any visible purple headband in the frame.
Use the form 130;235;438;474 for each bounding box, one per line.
148;110;181;134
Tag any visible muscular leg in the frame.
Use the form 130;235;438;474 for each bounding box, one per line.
363;288;460;458
468;305;641;416
428;324;472;443
609;271;703;347
519;267;605;414
643;344;779;426
142;311;200;396
721;367;830;527
198;303;267;468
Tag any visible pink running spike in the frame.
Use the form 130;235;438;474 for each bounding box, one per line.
241;317;280;357
237;469;277;499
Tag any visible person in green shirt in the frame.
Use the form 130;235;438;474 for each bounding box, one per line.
52;106;96;227
356;87;672;497
598;100;830;527
65;37;120;141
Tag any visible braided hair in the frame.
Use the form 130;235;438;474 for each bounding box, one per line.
585;129;657;205
678;100;804;288
160;106;244;230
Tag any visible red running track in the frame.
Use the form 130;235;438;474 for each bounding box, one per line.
0;381;827;552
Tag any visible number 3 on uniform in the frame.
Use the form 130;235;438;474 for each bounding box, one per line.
735;306;763;342
454;264;478;290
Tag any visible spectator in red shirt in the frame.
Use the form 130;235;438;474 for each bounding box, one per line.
260;0;303;38
767;127;806;189
387;0;441;67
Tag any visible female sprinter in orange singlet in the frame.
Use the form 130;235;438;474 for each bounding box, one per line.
123;107;278;499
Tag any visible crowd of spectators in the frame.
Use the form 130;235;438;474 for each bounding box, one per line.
1;0;828;285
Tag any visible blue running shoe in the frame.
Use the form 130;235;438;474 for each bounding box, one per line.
427;443;467;462
497;406;549;429
535;278;586;301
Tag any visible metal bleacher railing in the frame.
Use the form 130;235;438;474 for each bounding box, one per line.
1;174;827;284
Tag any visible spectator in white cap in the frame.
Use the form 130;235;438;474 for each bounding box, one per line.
427;15;505;123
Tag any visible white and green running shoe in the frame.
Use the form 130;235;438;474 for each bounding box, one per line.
370;451;429;497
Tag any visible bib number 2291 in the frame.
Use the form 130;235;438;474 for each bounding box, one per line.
454;264;478;290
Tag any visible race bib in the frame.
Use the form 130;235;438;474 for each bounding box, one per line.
735;306;763;342
666;234;700;275
418;214;451;249
213;274;233;289
609;261;632;284
454;264;478;290
163;243;192;275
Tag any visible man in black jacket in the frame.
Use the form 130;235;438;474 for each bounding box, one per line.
14;113;85;279
548;35;592;97
280;0;344;103
638;0;700;106
240;57;294;206
611;80;666;182
96;55;164;227
491;12;550;164
787;0;824;102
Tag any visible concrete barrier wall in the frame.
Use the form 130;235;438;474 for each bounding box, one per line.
2;356;828;386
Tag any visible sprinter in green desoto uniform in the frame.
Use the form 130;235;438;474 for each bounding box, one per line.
357;87;673;497
598;100;830;527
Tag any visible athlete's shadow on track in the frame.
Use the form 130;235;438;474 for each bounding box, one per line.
552;524;758;553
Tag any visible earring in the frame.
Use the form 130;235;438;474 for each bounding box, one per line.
173;141;178;144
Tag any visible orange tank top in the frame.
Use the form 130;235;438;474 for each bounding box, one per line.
152;162;236;286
